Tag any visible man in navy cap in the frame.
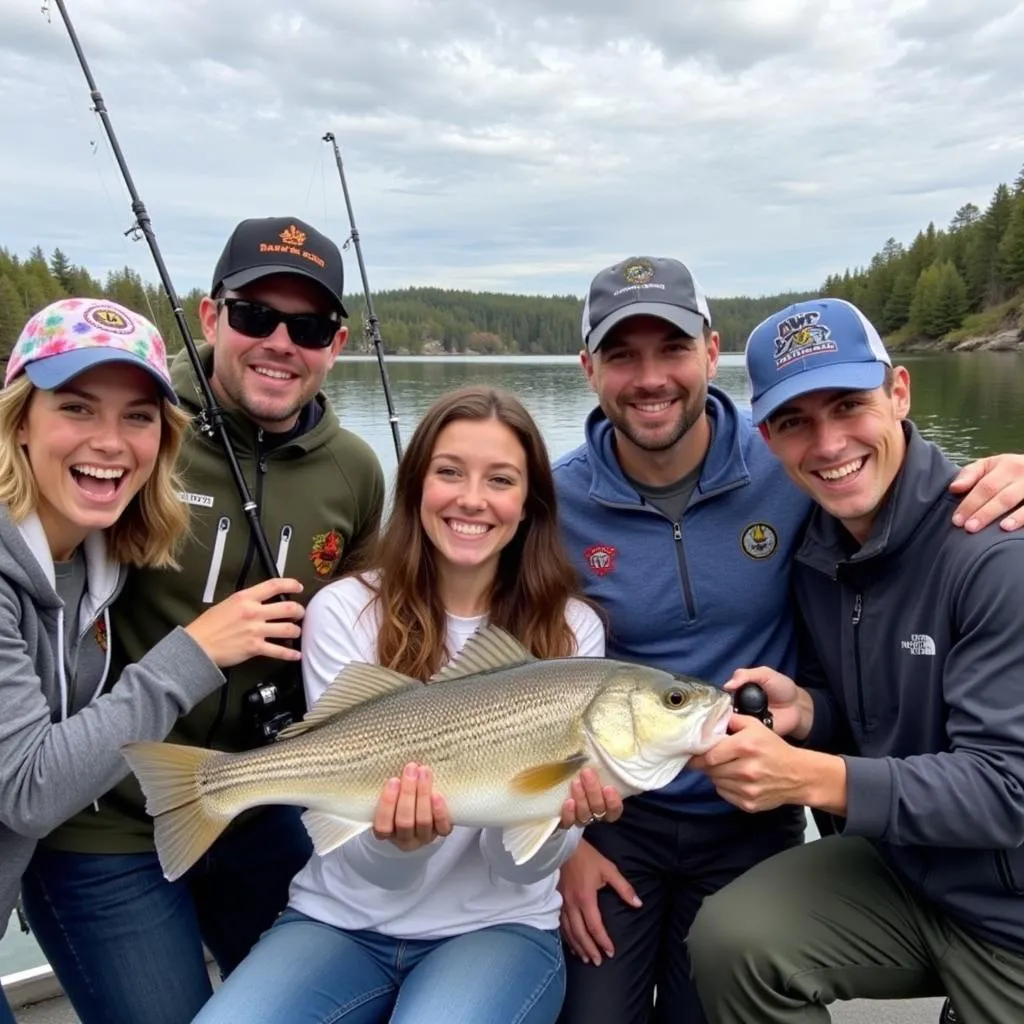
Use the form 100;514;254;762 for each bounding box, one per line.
688;298;1024;1023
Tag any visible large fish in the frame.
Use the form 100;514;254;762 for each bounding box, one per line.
123;625;733;881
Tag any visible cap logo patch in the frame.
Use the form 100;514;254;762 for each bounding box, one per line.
740;522;778;560
83;305;134;335
773;311;836;370
280;225;307;247
623;260;654;286
259;224;326;269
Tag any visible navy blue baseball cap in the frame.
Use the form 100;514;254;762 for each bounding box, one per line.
745;298;891;424
581;257;712;352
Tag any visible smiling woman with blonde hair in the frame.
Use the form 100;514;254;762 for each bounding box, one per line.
0;298;308;1024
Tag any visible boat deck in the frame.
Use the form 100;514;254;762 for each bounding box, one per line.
12;991;947;1023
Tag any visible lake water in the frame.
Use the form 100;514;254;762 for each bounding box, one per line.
5;350;1024;978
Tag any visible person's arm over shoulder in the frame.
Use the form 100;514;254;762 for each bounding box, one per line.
844;539;1024;847
0;586;223;838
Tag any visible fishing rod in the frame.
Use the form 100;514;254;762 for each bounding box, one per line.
49;0;281;583
323;131;403;460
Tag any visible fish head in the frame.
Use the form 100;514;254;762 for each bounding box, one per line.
584;668;733;794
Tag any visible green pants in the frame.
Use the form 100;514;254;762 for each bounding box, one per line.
688;835;1024;1023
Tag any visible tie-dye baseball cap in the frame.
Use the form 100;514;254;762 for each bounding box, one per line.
4;297;178;405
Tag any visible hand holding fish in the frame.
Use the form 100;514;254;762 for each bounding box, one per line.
371;763;453;852
122;626;733;882
560;768;624;830
184;577;306;668
690;715;847;815
722;667;810;739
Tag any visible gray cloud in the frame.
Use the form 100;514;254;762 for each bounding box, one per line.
0;0;1021;302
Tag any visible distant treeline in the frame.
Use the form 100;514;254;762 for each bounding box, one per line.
0;248;812;356
822;164;1024;346
1;161;1022;358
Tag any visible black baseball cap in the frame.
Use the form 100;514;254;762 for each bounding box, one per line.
581;256;712;353
211;216;348;316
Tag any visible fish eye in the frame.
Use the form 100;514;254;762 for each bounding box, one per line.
665;688;686;708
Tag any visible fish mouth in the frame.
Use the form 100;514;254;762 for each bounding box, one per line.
700;699;733;746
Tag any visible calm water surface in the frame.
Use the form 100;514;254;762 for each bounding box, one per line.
4;351;1024;975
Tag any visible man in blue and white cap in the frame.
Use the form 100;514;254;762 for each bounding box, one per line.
687;298;1024;1023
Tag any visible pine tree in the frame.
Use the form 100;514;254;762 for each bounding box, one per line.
883;267;917;332
0;275;28;357
950;203;981;231
1013;163;1024;198
933;261;969;334
49;248;74;293
997;196;1024;292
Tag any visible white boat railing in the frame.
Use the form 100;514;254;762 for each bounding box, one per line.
2;964;62;1010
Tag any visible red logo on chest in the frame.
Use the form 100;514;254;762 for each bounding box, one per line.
584;544;617;577
310;529;344;577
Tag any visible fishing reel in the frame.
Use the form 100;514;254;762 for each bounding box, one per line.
732;683;774;730
243;675;307;745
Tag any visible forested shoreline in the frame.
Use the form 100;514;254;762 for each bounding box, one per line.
2;163;1022;357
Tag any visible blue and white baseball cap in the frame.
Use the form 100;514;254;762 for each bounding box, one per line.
745;298;891;425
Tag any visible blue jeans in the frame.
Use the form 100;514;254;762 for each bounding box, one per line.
0;990;15;1024
193;908;566;1024
19;806;311;1024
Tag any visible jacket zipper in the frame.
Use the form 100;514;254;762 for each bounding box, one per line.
672;521;696;619
851;592;867;728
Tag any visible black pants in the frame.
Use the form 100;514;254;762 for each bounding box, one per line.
558;798;805;1024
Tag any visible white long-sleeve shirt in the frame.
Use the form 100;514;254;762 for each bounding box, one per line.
287;575;606;939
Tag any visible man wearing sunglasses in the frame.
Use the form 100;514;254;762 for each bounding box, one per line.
27;216;385;1024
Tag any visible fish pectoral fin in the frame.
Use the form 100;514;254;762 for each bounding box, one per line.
509;753;588;795
277;663;419;741
428;624;536;683
300;811;371;856
501;819;562;865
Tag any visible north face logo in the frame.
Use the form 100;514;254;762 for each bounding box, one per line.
901;634;936;656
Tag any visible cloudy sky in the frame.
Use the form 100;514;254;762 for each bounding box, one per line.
1;0;1021;301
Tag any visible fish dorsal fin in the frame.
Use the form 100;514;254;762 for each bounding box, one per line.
275;662;418;741
428;624;536;683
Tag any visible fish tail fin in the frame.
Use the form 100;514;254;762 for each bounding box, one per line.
122;741;230;881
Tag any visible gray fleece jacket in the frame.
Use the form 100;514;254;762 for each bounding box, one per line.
0;506;224;938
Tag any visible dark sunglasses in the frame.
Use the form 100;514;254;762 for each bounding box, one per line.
217;298;340;350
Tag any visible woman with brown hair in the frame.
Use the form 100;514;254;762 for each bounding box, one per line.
193;385;613;1024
